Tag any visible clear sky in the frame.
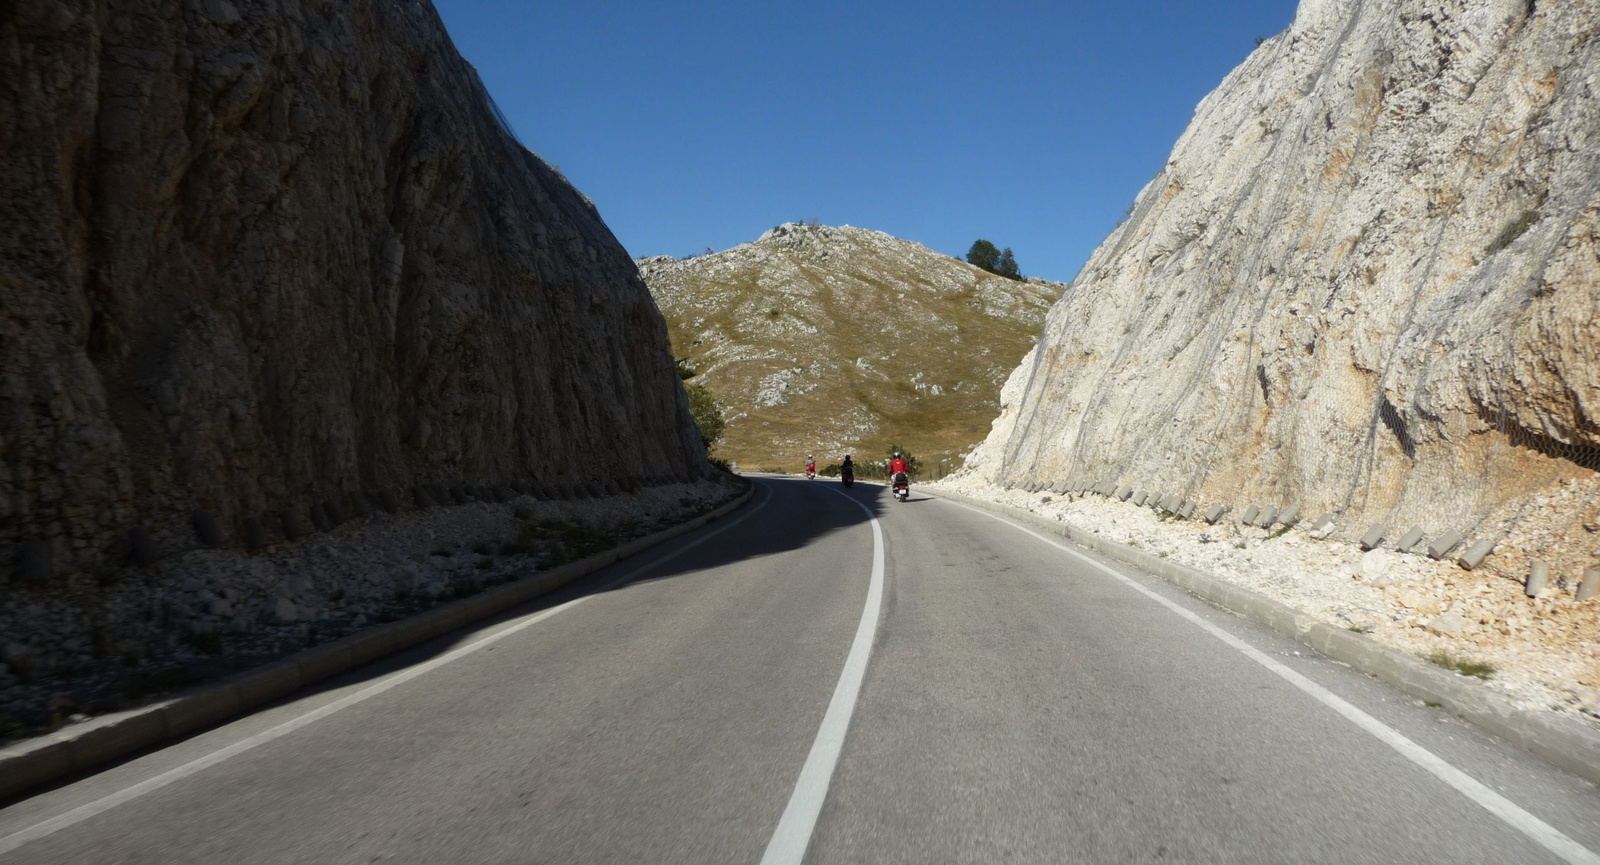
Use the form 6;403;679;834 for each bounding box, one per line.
434;1;1298;283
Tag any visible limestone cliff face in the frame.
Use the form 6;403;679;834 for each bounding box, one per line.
1;0;705;580
967;0;1600;578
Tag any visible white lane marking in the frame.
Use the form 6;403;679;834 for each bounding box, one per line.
945;497;1600;865
0;487;772;856
759;484;886;865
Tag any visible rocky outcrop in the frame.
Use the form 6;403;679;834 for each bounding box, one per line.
639;223;1060;470
1;0;706;583
965;0;1600;581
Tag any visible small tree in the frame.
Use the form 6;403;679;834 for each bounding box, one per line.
997;248;1021;279
685;382;725;451
966;239;1001;273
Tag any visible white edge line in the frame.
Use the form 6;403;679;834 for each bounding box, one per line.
0;486;773;856
943;496;1600;865
759;484;886;865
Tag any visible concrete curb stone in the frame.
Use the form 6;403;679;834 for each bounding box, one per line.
159;685;244;740
0;482;754;801
929;488;1600;787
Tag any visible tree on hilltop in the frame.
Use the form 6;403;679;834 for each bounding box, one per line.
966;239;1001;273
997;247;1021;280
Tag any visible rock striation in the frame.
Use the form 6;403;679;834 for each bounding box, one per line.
639;223;1060;470
965;0;1600;581
1;0;706;583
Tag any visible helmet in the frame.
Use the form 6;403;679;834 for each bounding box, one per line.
893;451;901;457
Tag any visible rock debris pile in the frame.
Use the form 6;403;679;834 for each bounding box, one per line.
0;478;741;737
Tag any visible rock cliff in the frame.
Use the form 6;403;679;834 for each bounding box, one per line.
964;0;1600;580
639;224;1060;470
1;0;706;583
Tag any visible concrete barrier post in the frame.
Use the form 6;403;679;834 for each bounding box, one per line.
193;510;224;547
1256;507;1277;528
1427;530;1463;561
1456;539;1494;570
1360;525;1387;550
1396;526;1425;552
1204;504;1227;524
1241;504;1260;525
1527;561;1549;597
1276;504;1299;527
1580;568;1599;602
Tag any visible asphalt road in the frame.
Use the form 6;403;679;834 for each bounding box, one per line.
2;477;1598;864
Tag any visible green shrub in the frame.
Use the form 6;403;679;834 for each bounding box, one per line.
685;382;726;451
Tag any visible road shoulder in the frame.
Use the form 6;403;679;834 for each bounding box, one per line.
926;487;1600;788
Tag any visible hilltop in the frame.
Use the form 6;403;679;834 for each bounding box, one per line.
638;224;1061;471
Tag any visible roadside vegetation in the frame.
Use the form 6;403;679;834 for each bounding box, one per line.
1423;650;1496;680
678;357;726;453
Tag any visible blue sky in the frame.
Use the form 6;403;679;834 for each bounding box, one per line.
434;1;1298;283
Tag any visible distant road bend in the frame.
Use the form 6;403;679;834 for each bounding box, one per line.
2;477;1598;864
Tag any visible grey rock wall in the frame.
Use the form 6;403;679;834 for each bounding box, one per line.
1;0;706;582
966;0;1600;580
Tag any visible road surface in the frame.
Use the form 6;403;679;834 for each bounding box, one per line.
2;477;1597;863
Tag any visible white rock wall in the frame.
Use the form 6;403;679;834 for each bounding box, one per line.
969;0;1600;580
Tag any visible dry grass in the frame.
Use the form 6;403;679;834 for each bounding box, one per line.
644;227;1061;471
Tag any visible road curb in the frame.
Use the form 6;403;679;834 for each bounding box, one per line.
929;488;1600;787
0;483;755;801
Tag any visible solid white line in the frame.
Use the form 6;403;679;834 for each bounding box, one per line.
0;487;772;857
759;484;886;865
944;497;1600;865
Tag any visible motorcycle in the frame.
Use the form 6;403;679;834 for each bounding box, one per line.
841;467;854;488
805;464;816;480
892;473;910;502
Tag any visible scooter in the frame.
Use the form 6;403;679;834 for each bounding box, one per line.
892;473;910;502
841;467;854;488
805;465;816;480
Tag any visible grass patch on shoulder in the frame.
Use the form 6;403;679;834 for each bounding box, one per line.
1422;650;1495;680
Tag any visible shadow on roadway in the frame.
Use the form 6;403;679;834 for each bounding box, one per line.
4;476;900;805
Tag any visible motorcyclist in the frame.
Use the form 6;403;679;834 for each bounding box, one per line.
805;456;817;478
841;455;855;485
888;451;909;486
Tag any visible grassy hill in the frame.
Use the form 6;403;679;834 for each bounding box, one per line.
638;223;1061;474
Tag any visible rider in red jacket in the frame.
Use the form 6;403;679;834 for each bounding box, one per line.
888;452;908;481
